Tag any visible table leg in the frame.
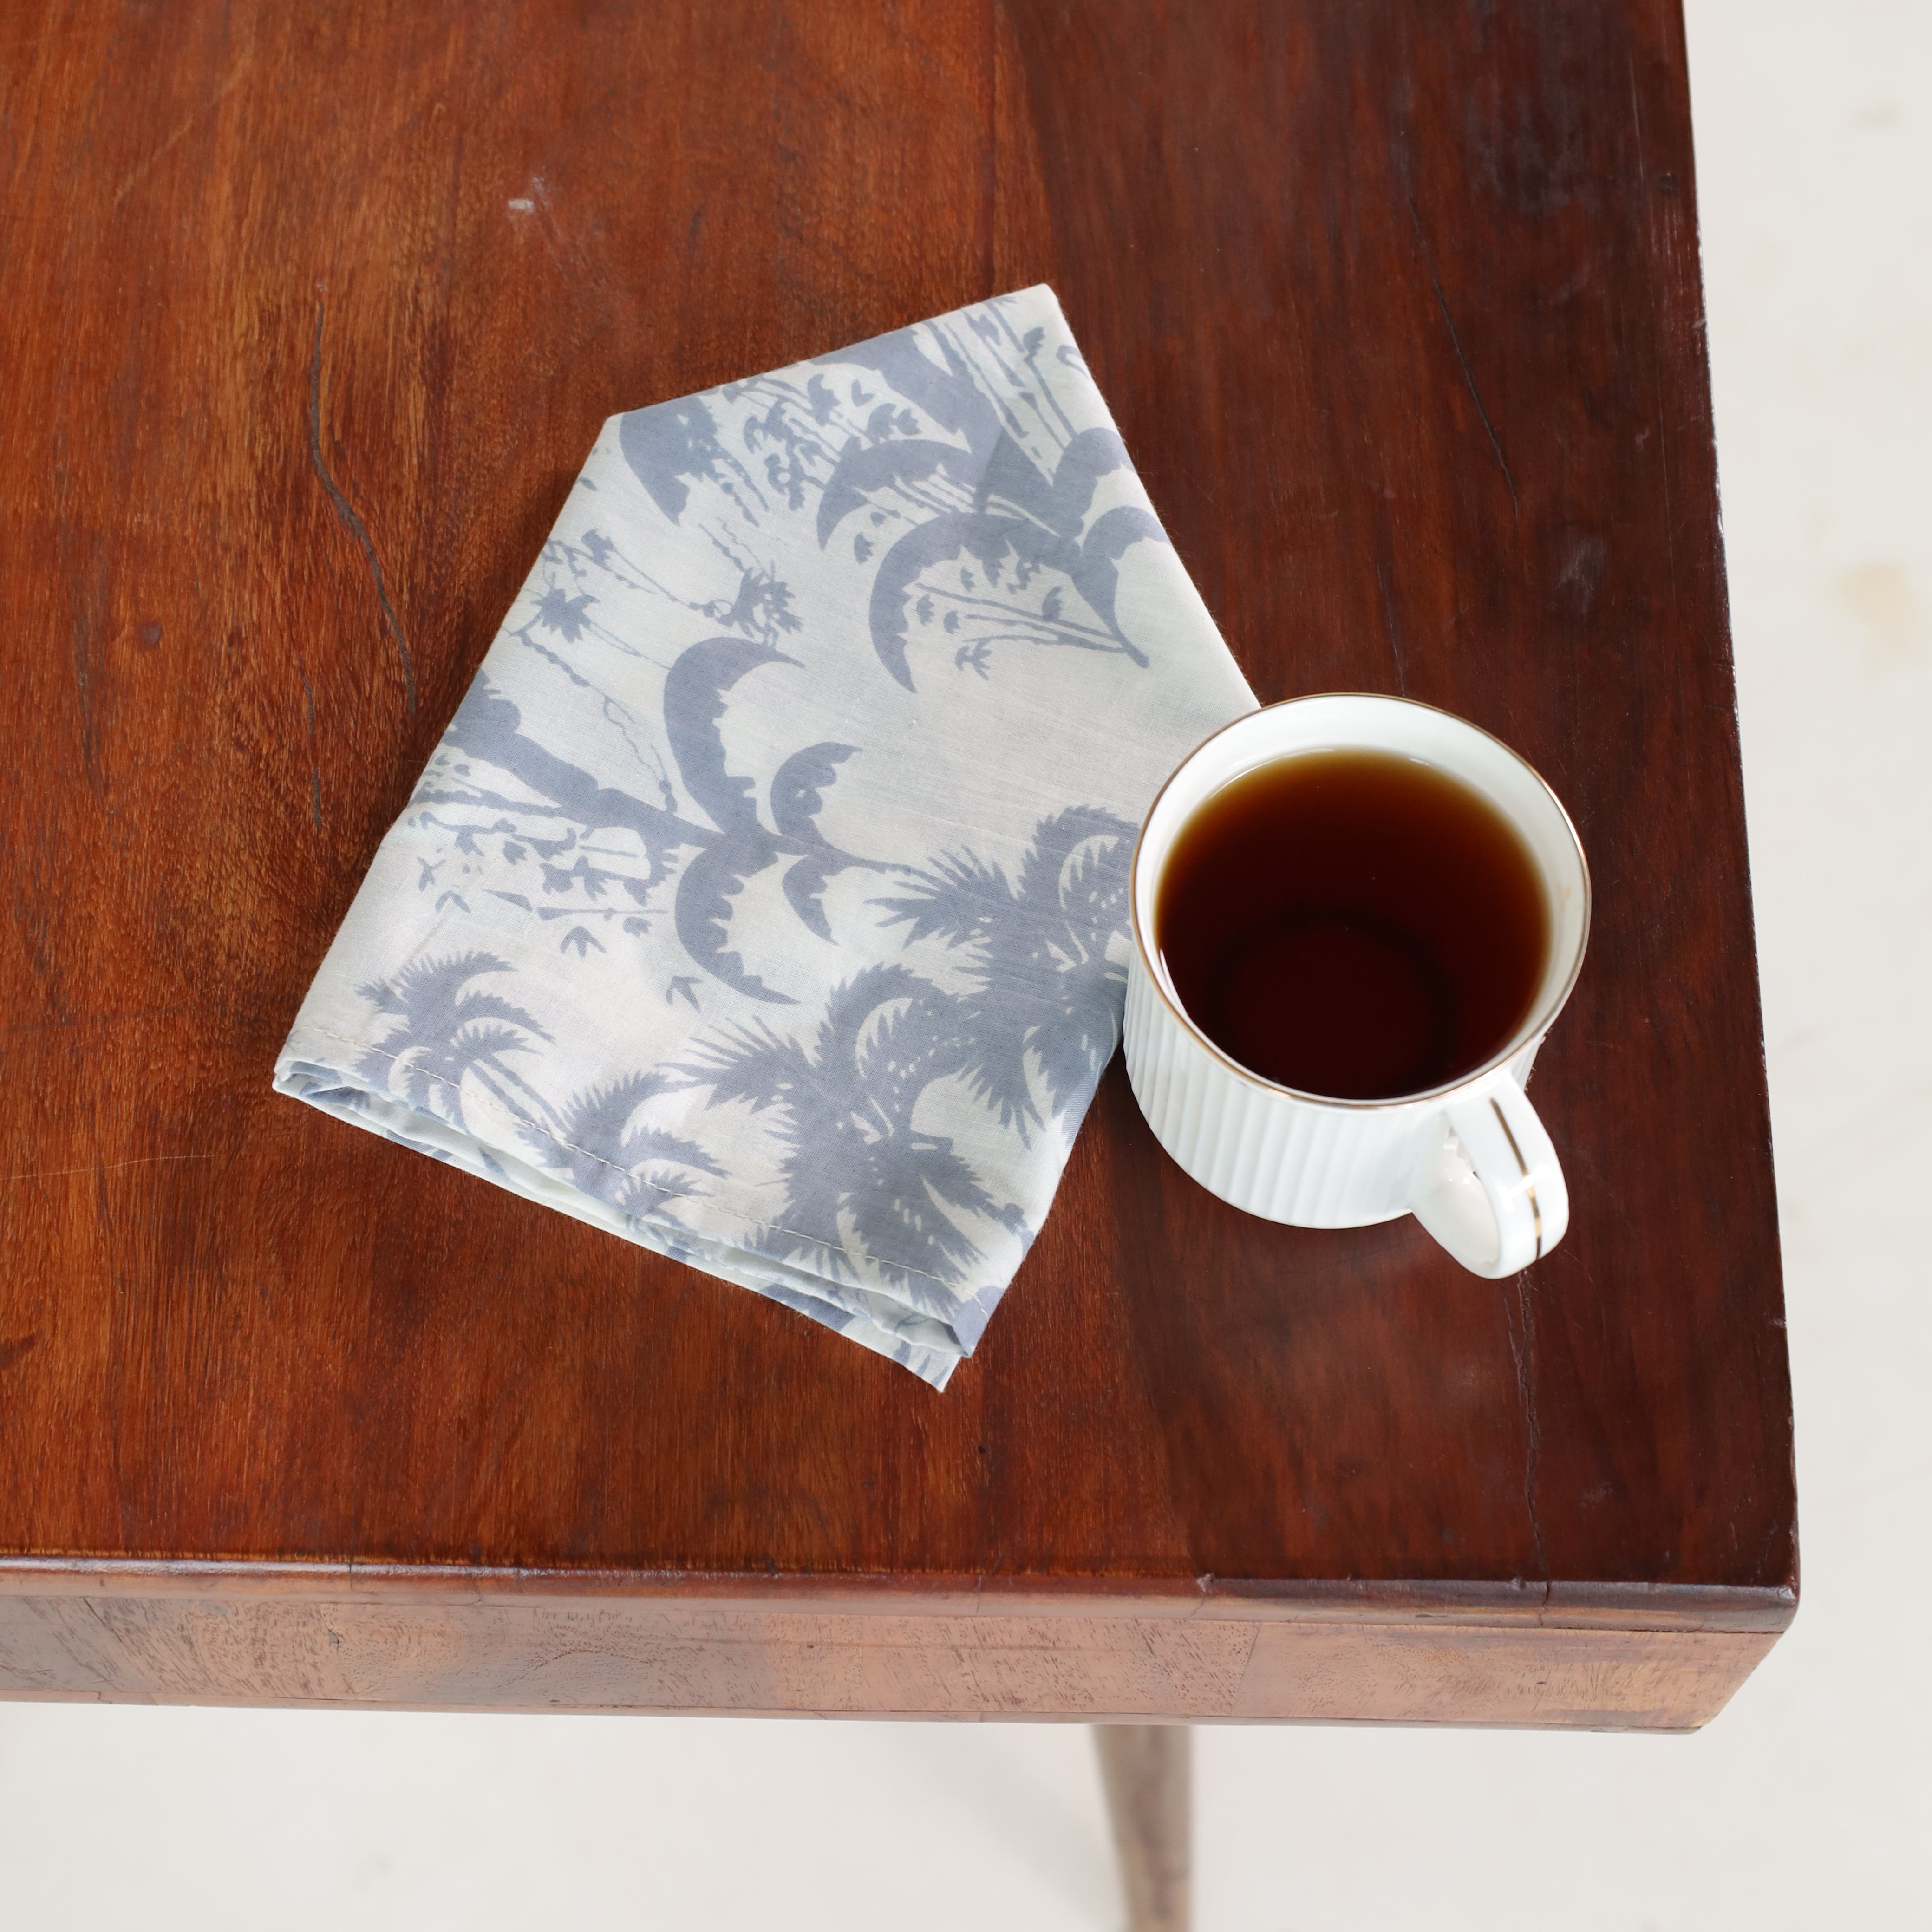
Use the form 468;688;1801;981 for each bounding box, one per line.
1093;1723;1191;1932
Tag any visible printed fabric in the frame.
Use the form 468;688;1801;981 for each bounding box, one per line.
275;285;1255;1387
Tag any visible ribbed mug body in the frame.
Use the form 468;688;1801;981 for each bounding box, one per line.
1123;959;1542;1225
1123;694;1585;1240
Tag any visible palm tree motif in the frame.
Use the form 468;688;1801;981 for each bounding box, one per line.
355;952;552;1133
400;299;1157;1072
417;634;880;1005
816;320;1169;690
658;634;872;1000
616;303;1172;694
873;807;1136;1141
530;1070;724;1221
679;805;1132;1294
685;964;1022;1305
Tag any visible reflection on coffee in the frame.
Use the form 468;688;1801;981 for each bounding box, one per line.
1155;749;1550;1100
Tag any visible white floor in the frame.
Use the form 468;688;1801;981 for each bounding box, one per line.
5;3;1926;1924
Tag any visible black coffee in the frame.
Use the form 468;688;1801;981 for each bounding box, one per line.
1155;749;1550;1100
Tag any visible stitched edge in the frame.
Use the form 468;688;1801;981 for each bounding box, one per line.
291;1021;975;1299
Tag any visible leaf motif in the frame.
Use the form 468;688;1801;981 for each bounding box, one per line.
682;963;1011;1303
835;326;1002;454
969;428;1059;530
617;395;754;522
533;1069;724;1208
1070;504;1167;648
354;954;555;1135
446;989;552;1034
446;1021;535;1064
815;436;975;548
1043;427;1132;532
616;400;703;522
672;823;792;1003
431;674;878;1002
683;1016;815;1115
872;808;1135;1139
358;952;535;1032
662;636;796;830
846;1132;996;1292
781;849;850;941
532;585;597;641
769;742;857;843
710;569;803;639
872;849;1009;948
956;426;1131;537
1012;805;1136;924
867;512;1076;689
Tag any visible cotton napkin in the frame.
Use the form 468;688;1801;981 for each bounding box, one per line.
275;286;1255;1387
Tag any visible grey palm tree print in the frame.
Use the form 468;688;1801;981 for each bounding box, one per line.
275;285;1255;1387
688;963;1018;1305
355;951;551;1127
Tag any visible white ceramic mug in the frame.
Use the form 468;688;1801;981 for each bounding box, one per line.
1123;695;1591;1277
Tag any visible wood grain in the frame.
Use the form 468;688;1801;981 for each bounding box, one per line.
0;0;1794;1722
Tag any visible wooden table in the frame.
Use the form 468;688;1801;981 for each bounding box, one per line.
2;2;1795;1924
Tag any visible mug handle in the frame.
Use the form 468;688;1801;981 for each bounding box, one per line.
1409;1076;1569;1277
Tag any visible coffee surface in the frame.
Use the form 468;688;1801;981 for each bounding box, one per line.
1155;749;1550;1099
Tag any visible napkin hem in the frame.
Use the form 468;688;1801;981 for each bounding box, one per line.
274;1023;969;1389
300;1021;979;1294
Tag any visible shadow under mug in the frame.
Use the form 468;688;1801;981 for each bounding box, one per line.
1123;694;1591;1277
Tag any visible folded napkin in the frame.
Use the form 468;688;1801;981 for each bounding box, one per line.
276;286;1254;1386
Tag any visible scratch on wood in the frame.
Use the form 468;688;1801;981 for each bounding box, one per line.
1408;199;1518;518
307;302;418;714
112;116;196;209
3;1154;215;1187
111;44;255;209
1375;559;1409;696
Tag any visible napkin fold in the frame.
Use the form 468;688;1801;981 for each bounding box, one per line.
276;286;1254;1387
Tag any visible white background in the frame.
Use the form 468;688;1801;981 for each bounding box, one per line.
4;1;1926;1922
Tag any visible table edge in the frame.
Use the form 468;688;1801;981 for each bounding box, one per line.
0;1558;1796;1632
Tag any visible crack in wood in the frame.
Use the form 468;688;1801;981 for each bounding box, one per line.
306;301;417;715
1409;196;1520;518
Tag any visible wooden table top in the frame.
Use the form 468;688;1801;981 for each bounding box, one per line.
0;0;1795;1726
